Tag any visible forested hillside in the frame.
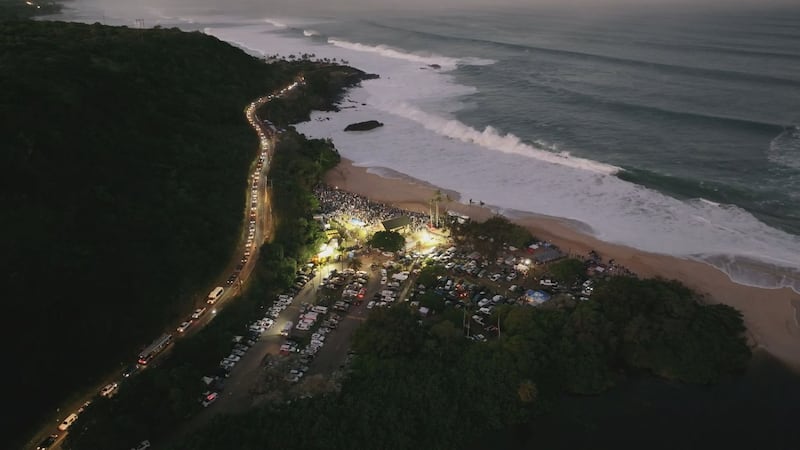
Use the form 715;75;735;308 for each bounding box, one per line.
0;20;366;444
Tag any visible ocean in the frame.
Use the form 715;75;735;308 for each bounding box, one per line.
55;1;800;292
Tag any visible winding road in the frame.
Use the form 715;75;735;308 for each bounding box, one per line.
26;77;304;450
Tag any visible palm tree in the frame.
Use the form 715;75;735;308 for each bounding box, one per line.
428;198;434;227
431;189;444;227
347;257;363;272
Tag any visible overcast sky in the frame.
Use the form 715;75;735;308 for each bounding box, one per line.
129;0;799;17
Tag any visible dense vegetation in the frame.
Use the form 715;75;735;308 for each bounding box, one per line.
547;258;587;284
452;215;533;258
0;20;367;446
368;230;406;252
176;277;750;450
63;130;343;450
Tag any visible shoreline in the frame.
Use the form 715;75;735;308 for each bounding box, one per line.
325;158;800;371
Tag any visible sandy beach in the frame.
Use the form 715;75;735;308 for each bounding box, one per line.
325;158;800;371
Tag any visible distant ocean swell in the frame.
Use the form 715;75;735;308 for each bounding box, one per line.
359;20;800;87
511;79;788;135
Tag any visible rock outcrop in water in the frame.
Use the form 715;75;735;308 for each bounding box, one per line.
344;120;384;132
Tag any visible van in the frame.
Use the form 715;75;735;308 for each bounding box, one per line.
58;413;79;431
207;286;224;304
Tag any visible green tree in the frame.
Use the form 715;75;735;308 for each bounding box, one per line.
547;258;586;285
368;230;405;252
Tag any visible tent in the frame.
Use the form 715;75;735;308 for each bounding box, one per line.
524;289;551;305
382;216;411;232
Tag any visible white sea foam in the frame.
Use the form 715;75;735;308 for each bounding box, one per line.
767;125;800;170
263;18;287;29
327;38;494;69
56;5;800;294
373;102;620;175
303;29;320;37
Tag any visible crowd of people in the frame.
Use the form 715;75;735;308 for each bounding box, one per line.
314;184;429;232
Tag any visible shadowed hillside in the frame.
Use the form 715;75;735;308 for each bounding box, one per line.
0;19;366;445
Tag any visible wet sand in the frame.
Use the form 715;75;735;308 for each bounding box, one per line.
325;158;800;371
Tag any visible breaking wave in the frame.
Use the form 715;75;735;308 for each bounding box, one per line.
327;38;494;70
263;18;287;29
768;125;800;170
377;102;621;175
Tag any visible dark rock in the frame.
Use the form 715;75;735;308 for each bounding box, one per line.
344;120;384;132
428;64;441;69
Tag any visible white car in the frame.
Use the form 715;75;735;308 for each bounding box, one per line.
99;382;119;398
540;279;558;287
131;440;151;450
220;360;236;369
191;308;206;319
367;301;375;309
177;321;193;333
58;413;79;431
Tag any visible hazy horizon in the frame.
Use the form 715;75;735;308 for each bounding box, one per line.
77;0;800;20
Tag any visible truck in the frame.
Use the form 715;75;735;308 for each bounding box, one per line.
207;286;224;304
